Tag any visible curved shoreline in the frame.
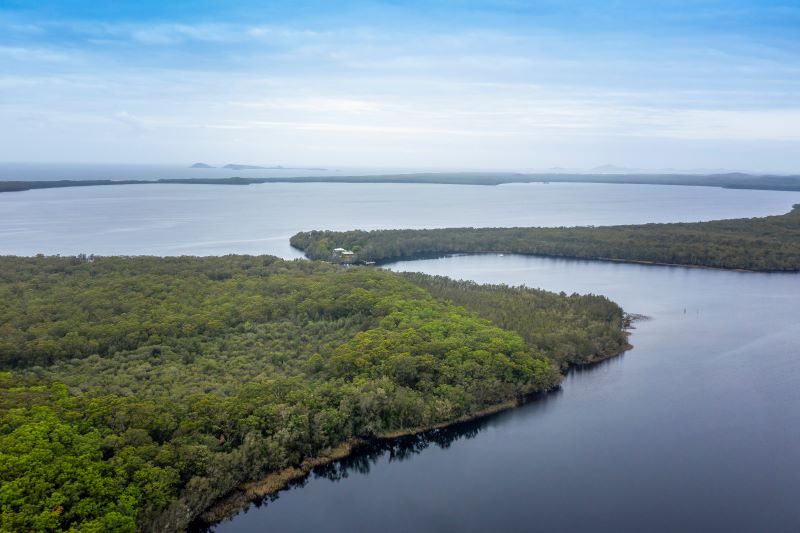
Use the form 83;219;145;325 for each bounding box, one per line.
193;331;637;529
194;398;530;528
369;250;771;273
291;205;800;273
194;399;531;528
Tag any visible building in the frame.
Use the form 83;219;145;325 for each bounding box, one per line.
332;248;355;260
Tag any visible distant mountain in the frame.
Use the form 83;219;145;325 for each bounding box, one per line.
223;164;267;170
190;163;215;168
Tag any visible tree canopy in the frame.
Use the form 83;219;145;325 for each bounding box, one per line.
291;205;800;271
0;255;626;531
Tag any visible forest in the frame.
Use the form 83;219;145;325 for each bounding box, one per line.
291;205;800;271
3;171;800;194
0;255;627;532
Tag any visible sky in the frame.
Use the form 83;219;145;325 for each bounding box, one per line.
0;0;799;172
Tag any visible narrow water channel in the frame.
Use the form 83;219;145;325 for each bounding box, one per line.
213;254;800;533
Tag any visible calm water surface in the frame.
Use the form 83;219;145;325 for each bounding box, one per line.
2;183;799;532
213;255;800;533
1;182;799;257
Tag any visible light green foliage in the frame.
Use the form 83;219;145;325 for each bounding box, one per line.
0;255;624;531
0;378;141;532
400;273;628;367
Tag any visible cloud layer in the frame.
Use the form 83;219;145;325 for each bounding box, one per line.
1;1;798;171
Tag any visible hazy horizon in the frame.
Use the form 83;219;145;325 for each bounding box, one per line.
2;160;800;175
1;1;799;171
2;161;800;178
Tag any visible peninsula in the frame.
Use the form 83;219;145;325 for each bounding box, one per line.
0;255;628;532
291;205;800;272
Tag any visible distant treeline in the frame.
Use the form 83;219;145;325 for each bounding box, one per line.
0;255;626;532
292;205;800;272
2;171;800;193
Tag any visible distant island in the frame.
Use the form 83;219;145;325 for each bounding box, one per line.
291;205;800;272
190;162;215;168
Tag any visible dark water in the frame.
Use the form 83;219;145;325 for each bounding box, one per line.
214;255;800;533
1;182;799;257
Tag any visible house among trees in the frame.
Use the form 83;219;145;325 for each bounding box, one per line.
333;247;355;259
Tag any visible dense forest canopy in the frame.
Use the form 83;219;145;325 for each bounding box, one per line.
292;205;800;272
0;255;626;532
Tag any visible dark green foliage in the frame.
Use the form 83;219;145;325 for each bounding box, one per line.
291;205;800;271
0;255;625;531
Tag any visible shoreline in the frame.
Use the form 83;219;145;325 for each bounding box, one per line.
193;330;637;529
291;204;800;274
367;251;782;273
3;173;800;194
195;398;528;527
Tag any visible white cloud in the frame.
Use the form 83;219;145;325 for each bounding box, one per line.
1;14;799;169
0;45;69;62
229;97;384;114
634;108;800;141
112;110;148;132
193;119;513;137
129;23;242;45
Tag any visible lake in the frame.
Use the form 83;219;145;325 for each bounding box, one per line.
2;182;799;532
1;181;799;257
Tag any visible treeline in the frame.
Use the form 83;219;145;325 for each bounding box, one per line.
0;255;626;531
3;172;800;194
291;205;800;272
400;273;629;368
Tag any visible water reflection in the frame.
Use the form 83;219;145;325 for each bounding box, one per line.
226;414;496;521
195;253;800;533
202;383;584;531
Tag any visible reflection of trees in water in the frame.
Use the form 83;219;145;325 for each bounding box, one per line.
313;422;484;484
214;389;568;529
240;416;491;518
307;388;570;488
570;352;626;374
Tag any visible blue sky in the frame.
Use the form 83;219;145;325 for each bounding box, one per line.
1;1;798;171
